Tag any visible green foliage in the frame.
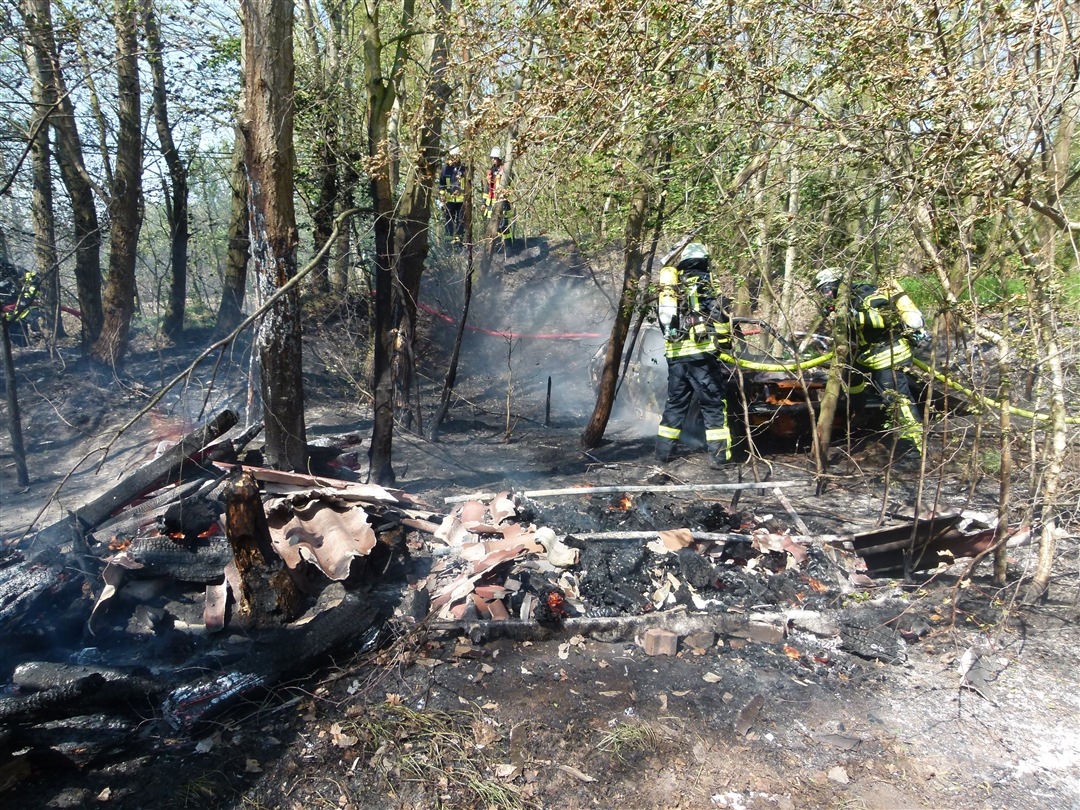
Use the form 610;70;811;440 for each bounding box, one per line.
204;36;241;71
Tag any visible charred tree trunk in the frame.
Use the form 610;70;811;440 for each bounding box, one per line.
241;0;306;470
143;0;189;342
1;318;29;486
215;128;250;338
309;133;337;299
223;471;303;627
90;0;143;370
581;137;661;449
364;6;406;487
428;234;475;442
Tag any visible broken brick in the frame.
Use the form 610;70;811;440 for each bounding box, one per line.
487;597;510;621
730;620;786;645
642;628;678;656
683;631;716;650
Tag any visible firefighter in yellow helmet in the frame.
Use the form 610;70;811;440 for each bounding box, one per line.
655;243;736;469
815;268;929;457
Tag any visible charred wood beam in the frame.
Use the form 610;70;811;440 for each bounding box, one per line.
12;661;159;696
26;409;239;558
108;534;234;582
444;481;801;503
0;713;138;768
428;607;747;645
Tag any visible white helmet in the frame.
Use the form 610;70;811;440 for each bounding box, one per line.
490;146;503;159
680;242;709;262
449;146;461;157
815;267;840;289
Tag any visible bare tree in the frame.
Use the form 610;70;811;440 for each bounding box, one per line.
90;0;143;370
215;127;250;338
240;0;306;470
142;0;190;342
18;0;61;342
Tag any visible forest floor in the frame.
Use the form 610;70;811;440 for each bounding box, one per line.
1;236;1079;809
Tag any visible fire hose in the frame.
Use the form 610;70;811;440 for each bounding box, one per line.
717;347;1080;426
718;350;835;373
910;356;1080;426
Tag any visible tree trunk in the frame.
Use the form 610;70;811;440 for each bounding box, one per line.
1022;230;1068;603
20;0;61;344
309;134;337;298
215;128;250;338
581;134;661;449
813;272;853;477
37;2;102;345
393;0;451;432
364;0;415;486
90;0;143;371
241;0;306;471
428;242;475;442
143;0;189;342
1;318;30;487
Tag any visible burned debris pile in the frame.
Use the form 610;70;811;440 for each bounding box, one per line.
0;410;1010;785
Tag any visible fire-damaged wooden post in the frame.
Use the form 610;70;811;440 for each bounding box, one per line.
223;470;303;627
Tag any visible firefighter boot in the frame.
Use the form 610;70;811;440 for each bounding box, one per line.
707;441;732;470
656;425;680;463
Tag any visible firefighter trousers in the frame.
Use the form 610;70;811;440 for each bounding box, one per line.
656;356;735;465
849;362;923;452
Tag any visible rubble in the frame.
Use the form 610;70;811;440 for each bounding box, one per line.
0;408;1028;792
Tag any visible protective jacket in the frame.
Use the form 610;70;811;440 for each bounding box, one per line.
655;256;735;467
439;160;466;204
656;259;732;360
846;282;926;451
0;263;38;323
485;160;513;242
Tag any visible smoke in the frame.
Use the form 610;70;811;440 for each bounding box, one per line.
419;241;628;427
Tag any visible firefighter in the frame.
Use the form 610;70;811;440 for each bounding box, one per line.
484;146;514;248
0;261;40;346
815;267;929;457
439;146;466;245
655;243;736;469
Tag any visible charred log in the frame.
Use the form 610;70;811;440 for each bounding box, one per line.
89;477;212;547
0;675;105;725
105;534;234;583
162;593;381;732
0;713;137;768
223;470;303;626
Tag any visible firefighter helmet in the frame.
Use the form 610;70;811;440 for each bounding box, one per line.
449;146;461;157
490;146;503;159
815;267;841;290
680;242;709;262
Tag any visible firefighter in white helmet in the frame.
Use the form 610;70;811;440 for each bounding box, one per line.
815;268;929;457
655;242;736;469
485;146;514;248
